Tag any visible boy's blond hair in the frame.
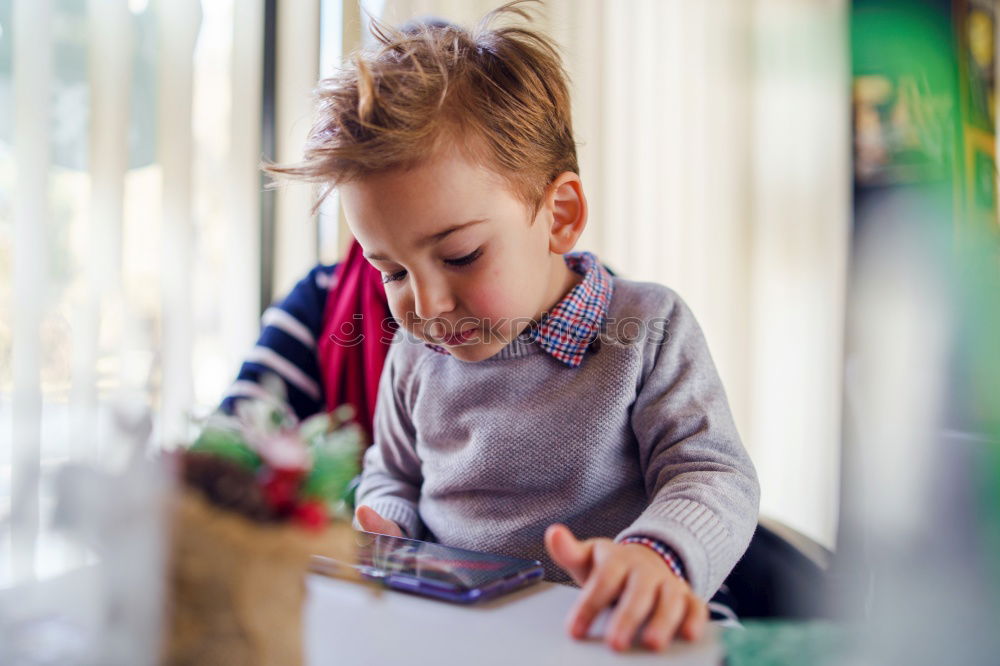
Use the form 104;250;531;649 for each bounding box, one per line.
268;0;577;211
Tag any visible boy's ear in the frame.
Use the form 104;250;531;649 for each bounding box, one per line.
544;172;588;254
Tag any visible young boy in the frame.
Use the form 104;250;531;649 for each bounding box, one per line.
271;2;759;653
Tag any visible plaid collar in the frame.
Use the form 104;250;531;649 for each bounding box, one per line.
424;251;614;368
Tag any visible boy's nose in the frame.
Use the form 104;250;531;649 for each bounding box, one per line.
411;275;455;321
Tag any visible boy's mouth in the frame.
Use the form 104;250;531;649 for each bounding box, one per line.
439;327;479;346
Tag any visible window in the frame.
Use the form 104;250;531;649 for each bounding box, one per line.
1;0;266;585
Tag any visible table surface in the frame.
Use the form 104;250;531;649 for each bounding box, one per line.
304;574;723;666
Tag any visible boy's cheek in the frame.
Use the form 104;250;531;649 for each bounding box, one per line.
384;297;410;326
383;280;526;335
466;289;525;332
384;298;430;337
468;285;511;315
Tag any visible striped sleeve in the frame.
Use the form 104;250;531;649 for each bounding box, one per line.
220;263;338;421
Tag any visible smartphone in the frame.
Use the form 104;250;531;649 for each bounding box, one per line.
311;530;544;604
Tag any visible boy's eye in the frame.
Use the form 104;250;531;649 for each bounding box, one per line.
382;269;407;284
380;248;482;285
445;248;483;267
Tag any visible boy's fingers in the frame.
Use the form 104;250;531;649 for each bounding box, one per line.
680;597;709;642
605;572;657;652
354;505;379;531
355;505;403;537
354;506;377;531
544;524;593;585
641;583;687;652
567;561;627;640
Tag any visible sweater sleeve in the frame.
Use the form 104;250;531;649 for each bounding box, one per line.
219;263;335;421
353;336;426;539
615;293;760;599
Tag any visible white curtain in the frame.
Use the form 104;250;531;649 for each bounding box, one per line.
1;0;265;584
273;0;322;298
373;0;851;548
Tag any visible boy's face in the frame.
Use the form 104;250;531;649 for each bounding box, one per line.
341;145;581;362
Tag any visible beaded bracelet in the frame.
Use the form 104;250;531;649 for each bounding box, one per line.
621;536;686;580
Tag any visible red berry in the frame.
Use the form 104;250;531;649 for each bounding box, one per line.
293;500;329;531
260;468;303;514
273;466;305;485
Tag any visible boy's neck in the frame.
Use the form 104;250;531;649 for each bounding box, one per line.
535;254;583;323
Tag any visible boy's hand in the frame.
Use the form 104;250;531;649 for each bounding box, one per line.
355;505;404;537
544;524;708;653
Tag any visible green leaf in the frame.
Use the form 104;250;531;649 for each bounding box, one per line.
301;439;360;504
300;412;332;446
190;427;262;470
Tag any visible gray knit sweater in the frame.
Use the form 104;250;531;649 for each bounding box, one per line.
356;278;760;599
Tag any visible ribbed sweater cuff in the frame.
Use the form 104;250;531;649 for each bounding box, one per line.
616;498;729;599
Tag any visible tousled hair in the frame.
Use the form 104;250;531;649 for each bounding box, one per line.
266;0;578;212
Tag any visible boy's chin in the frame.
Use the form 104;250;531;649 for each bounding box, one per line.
444;341;503;363
410;327;513;362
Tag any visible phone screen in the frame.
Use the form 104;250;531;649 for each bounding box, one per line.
312;531;544;602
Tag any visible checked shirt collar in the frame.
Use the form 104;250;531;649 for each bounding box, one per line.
424;251;613;368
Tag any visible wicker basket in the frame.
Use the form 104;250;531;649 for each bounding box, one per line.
162;489;357;666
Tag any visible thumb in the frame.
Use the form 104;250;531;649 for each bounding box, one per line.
544;523;593;586
355;505;404;537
